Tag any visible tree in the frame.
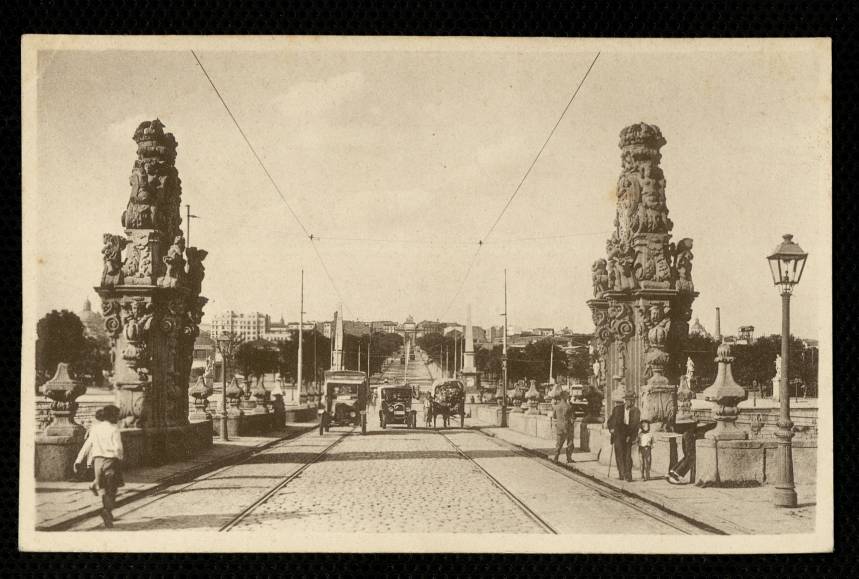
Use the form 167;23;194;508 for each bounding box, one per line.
277;330;331;385
683;333;718;392
732;334;809;392
76;333;113;388
566;345;590;383
235;340;280;378
475;345;502;381
35;310;90;389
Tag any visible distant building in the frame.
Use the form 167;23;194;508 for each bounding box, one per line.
211;310;268;341
533;328;555;337
373;321;398;334
417;320;446;337
77;298;105;339
344;320;370;336
262;315;291;343
473;325;487;343
737;325;755;345
191;333;218;381
490;325;504;343
689;317;711;339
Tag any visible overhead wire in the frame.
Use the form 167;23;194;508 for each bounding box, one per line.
439;51;601;319
190;50;348;312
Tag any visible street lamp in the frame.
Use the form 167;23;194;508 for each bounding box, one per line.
766;233;808;508
216;332;243;442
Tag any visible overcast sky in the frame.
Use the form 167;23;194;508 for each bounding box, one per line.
28;38;830;338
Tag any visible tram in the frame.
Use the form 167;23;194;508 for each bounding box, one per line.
319;369;368;435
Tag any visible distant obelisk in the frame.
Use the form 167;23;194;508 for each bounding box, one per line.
460;305;481;396
332;308;344;371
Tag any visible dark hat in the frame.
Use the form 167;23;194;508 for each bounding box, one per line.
622;390;638;399
558;390;570;398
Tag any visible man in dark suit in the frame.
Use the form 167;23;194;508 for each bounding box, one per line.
668;418;698;484
552;390;575;463
607;392;640;482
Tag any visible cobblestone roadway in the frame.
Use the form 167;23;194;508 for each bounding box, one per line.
70;421;685;534
69;351;682;535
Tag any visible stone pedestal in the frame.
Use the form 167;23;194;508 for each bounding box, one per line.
36;363;88;480
35;432;85;481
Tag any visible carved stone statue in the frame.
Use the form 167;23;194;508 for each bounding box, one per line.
101;233;128;287
646;303;671;350
121;298;153;371
185;247;208;296
673;238;694;292
592;258;610;297
606;236;638;291
158;234;186;288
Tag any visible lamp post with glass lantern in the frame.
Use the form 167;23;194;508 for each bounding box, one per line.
766;233;808;508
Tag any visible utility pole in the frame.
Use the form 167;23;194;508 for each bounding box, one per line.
185;204;199;246
454;332;459;379
297;269;304;406
367;323;372;378
548;328;555;384
501;269;508;427
313;325;317;394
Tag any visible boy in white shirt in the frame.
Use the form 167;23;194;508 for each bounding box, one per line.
75;405;124;528
637;419;653;481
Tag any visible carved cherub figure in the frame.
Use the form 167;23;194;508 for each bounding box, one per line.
158;235;187;288
591;258;610;297
101;233;128;287
185;247;208;296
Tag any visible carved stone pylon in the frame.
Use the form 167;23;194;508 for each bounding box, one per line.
587;124;697;428
96;119;210;466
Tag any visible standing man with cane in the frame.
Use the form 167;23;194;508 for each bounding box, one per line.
607;391;640;482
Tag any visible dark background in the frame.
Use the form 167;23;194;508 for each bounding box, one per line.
4;0;853;575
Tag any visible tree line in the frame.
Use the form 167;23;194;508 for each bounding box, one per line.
235;330;404;383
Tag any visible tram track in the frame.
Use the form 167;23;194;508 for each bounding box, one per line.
219;427;354;532
436;429;558;534
466;427;724;535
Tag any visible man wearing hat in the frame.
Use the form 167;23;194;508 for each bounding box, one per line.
668;417;698;484
607;390;640;482
552;390;575;464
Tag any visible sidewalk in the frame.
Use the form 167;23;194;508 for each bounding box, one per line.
35;421;318;531
467;419;816;535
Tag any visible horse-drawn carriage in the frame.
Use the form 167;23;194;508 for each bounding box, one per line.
430;380;465;429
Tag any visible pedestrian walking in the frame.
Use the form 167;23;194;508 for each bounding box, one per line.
74;404;124;528
668;418;698;484
423;393;433;428
637;419;653;481
552;390;575;464
607;392;640;482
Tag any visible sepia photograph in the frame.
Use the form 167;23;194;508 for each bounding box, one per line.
19;35;832;553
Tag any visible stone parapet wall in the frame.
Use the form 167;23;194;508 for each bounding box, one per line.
690;405;817;441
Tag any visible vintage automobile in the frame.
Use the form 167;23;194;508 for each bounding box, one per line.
378;385;416;429
320;369;368;435
430;379;466;429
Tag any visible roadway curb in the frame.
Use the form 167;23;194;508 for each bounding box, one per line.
37;423;318;532
472;425;749;535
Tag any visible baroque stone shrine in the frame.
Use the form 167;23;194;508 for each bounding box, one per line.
96;119;212;466
588;123;698;430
